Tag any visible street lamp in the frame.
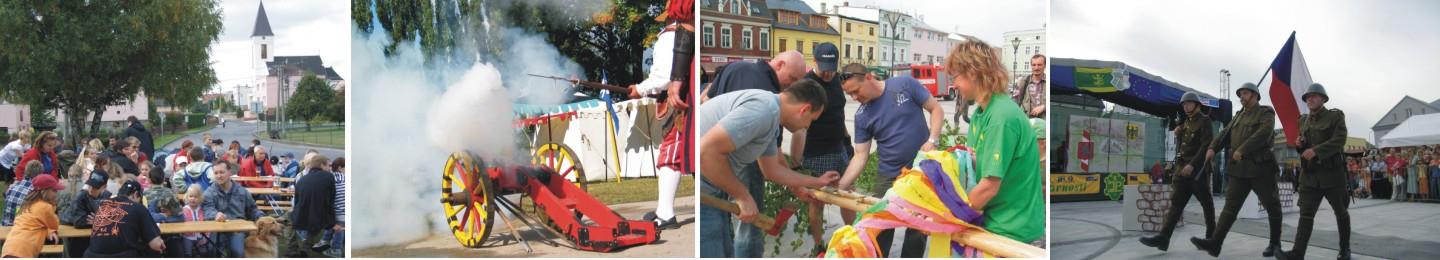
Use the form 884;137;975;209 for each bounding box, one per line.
886;11;902;75
1219;69;1231;101
1011;37;1022;80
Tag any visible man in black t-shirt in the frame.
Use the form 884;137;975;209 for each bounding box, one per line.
789;42;851;253
86;180;164;257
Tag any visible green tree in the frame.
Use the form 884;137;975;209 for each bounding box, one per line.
330;88;346;123
0;0;223;146
284;73;337;130
29;107;55;128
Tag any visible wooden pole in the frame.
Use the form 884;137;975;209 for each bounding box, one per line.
699;194;777;232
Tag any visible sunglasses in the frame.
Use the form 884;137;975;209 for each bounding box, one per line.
841;71;866;82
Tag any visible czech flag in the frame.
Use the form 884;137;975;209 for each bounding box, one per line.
1266;31;1312;146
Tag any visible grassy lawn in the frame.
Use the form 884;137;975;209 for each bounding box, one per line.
583;175;695;205
268;127;345;147
154;125;215;148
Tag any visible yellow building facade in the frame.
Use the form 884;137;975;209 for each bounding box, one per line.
769;6;840;69
834;16;879;67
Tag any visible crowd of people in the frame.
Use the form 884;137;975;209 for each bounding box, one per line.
1348;145;1440;201
0;116;346;258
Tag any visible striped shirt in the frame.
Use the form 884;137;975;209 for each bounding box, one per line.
332;172;345;221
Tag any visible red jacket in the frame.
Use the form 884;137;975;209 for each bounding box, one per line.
14;148;60;180
239;156;274;188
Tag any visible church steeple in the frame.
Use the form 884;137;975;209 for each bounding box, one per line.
251;1;274;37
252;1;276;78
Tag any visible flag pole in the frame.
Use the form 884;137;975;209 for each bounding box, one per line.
1255;67;1271;88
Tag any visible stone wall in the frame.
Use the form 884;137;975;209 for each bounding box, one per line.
1136;184;1182;231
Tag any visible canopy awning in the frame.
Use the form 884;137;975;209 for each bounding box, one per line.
1378;113;1440;148
1051;58;1233;124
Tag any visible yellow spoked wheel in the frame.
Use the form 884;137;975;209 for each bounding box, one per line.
441;152;494;248
532;143;587;191
530;143;586;225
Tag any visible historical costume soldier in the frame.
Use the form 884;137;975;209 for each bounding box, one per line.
1140;92;1217;251
1279;83;1351;260
1192;82;1284;257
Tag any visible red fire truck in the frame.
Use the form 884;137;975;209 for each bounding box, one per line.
894;64;955;101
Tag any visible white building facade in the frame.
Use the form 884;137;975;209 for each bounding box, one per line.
1001;28;1046;78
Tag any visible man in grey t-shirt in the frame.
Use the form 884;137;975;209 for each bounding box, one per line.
697;82;839;258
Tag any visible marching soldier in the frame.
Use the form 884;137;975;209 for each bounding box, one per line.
1192;82;1284;257
1279;83;1351;260
1140;92;1217;251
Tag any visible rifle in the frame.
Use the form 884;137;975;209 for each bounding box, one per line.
527;73;681;123
526;74;631;93
1190;114;1232;182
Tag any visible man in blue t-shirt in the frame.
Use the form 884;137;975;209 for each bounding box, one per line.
835;63;946;258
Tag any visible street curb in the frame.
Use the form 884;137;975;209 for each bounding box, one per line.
251;129;346;150
157;125;217;150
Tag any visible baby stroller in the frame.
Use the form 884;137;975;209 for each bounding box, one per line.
170;232;224;257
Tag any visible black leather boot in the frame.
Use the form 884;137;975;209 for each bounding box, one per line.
1139;234;1170;251
1191;237;1221;257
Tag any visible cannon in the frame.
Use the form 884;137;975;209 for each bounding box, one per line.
439;148;659;252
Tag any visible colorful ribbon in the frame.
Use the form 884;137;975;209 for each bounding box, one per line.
826;146;998;258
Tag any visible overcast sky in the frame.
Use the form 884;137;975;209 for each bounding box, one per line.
1052;0;1440;143
801;0;1046;45
208;0;351;93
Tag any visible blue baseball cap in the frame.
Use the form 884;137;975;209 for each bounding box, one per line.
814;42;839;72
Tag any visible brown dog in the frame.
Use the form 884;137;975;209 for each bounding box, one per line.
244;216;284;258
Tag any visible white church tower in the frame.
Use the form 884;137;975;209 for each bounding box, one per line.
250;1;275;113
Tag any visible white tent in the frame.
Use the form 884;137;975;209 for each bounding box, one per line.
1379;113;1440;148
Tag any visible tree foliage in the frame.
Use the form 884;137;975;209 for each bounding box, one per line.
0;0;222;144
284;73;338;124
353;0;666;89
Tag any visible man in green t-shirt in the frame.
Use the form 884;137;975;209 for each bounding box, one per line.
949;39;1044;244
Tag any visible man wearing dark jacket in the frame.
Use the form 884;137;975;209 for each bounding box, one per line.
109;139;140;176
289;155;337;257
63;172;113;257
123;116;155;159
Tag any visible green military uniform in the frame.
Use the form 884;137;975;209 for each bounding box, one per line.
1193;87;1284;257
1160;112;1217;236
1284;85;1351;259
1140;93;1218;251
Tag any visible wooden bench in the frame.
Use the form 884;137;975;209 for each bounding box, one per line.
256;200;293;206
258;206;293;212
247;187;295;197
40;244;64;255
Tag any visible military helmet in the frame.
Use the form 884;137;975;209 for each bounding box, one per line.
1302;83;1329;102
1237;82;1261;100
1180;92;1202;106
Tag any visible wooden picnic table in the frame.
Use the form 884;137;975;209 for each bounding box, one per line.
248;187;295;197
0;220;257;240
233;176;296;183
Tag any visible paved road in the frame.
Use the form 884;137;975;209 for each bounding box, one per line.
353;195;696;257
158;120;344;161
1053;198;1440;259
